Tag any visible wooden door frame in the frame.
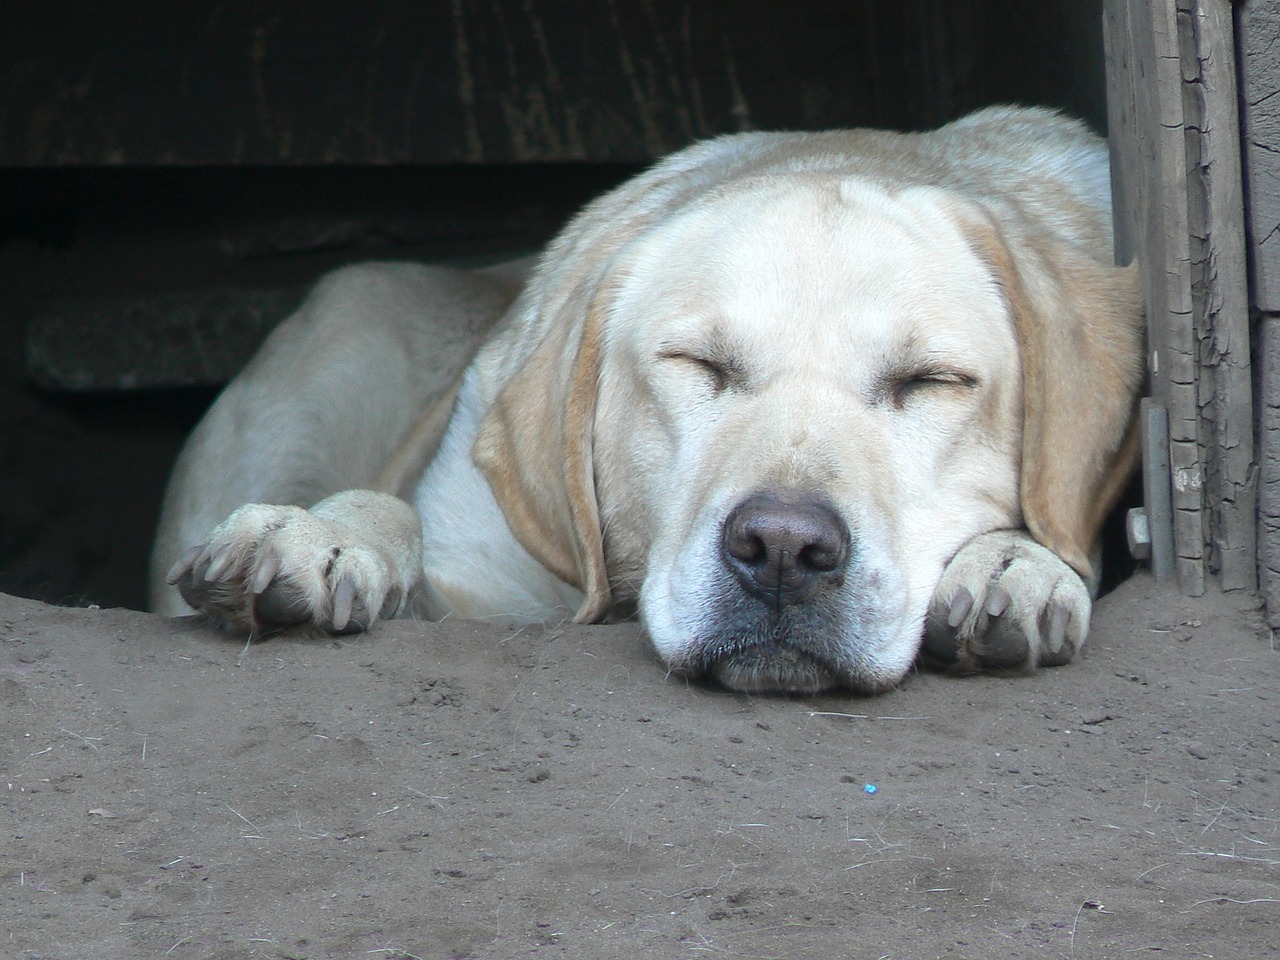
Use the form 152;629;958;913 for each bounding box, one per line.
1103;0;1255;596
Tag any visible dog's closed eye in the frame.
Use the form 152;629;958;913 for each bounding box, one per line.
657;348;744;394
884;368;978;410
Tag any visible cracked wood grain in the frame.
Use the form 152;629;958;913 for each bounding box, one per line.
1241;0;1280;623
1105;0;1205;595
1184;0;1256;592
1240;0;1280;309
1105;0;1257;598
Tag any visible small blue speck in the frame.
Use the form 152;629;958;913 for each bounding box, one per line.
864;784;877;795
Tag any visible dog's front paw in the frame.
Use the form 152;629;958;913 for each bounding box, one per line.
167;503;406;635
922;530;1090;672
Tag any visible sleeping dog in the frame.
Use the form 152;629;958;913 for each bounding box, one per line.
152;105;1143;694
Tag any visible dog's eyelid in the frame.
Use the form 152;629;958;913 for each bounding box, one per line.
885;367;979;409
656;347;741;391
912;369;978;387
884;356;978;384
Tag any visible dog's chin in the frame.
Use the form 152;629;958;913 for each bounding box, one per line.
707;646;842;695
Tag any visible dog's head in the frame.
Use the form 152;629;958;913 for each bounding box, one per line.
473;121;1143;694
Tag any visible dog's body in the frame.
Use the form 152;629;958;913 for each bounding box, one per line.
152;106;1144;694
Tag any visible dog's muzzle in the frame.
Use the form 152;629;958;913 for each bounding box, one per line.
687;489;855;693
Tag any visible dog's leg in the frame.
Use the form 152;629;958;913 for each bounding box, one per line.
922;530;1093;672
150;260;528;618
165;490;422;634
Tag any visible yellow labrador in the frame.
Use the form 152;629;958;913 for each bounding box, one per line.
151;105;1143;694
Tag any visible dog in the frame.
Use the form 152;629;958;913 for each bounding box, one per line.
151;105;1144;695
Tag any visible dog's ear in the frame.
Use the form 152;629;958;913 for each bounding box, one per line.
470;138;764;622
963;208;1145;583
471;282;611;623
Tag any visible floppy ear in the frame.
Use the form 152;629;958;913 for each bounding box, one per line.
964;210;1145;582
468;139;766;623
471;282;612;623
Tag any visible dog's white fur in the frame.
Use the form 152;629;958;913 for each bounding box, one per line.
152;106;1143;694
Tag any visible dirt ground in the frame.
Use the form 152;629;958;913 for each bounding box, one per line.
2;572;1278;960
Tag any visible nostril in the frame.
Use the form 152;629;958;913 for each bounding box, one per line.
798;542;842;573
727;530;766;565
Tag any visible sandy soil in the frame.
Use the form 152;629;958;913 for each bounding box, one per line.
2;572;1278;960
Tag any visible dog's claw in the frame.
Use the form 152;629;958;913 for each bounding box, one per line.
166;544;204;585
985;586;1011;618
204;545;236;583
251;551;281;595
923;587;977;665
1046;603;1069;652
946;587;973;628
1035;602;1076;666
332;572;357;631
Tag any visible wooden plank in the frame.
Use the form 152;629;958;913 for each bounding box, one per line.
1257;317;1280;627
0;0;1109;166
1181;0;1255;591
1239;0;1280;310
1105;0;1256;596
1104;0;1205;595
1140;399;1176;582
1240;0;1280;623
1;0;882;164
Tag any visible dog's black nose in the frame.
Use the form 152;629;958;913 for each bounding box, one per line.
721;490;850;605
